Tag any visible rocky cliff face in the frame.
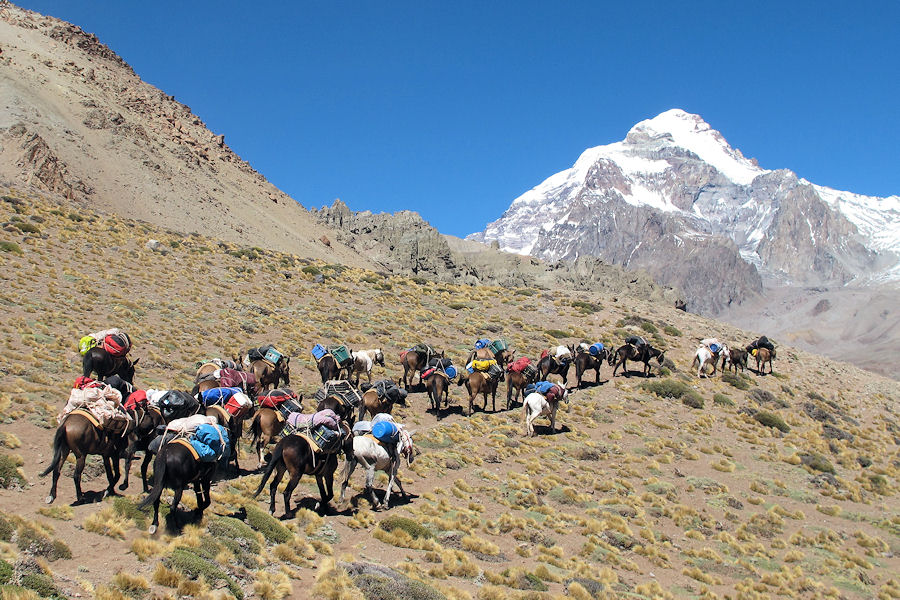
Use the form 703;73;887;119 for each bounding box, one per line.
472;109;899;314
315;200;679;303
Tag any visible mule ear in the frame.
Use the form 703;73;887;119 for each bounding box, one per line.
285;356;291;364
132;357;140;365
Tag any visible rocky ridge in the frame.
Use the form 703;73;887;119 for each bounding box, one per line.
314;199;680;303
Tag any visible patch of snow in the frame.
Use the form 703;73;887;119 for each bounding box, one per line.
630;109;766;185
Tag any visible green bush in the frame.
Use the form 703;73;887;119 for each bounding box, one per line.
640;321;658;334
113;496;148;529
641;379;704;410
663;325;682;336
21;573;63;599
361;274;381;284
682;395;704;409
12;221;39;234
15;523;71;561
753;411;790;433
379;516;433;540
713;393;734;407
352;573;445;600
164;548;243;600
0;453;25;488
722;372;750;390
0;559;11;585
801;453;835;474
447;302;468;310
570;300;601;314
244;505;292;543
67;212;84;222
0;514;13;542
301;265;321;276
545;329;570;339
208;516;262;556
0;241;22;255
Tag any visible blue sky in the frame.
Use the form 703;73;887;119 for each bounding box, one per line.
17;1;900;237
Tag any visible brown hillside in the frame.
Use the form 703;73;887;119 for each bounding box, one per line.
0;3;375;269
0;189;897;600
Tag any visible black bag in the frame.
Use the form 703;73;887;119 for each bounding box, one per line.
247;344;274;362
487;363;504;381
311;424;342;453
428;357;452;369
521;364;538;381
757;336;775;351
373;379;408;405
159;390;199;422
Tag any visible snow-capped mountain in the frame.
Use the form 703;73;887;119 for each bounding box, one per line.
470;109;900;314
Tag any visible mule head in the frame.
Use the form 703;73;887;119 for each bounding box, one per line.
657;351;666;365
375;350;385;367
281;357;291;385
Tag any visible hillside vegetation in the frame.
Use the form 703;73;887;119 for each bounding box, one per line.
0;187;897;600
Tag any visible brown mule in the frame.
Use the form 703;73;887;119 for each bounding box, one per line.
506;368;538;409
249;407;287;468
458;371;499;416
755;348;775;374
398;350;440;389
423;371;451;413
357;388;402;421
250;356;291;391
41;412;130;504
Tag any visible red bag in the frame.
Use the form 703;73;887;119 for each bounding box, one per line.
259;389;297;409
399;350;409;362
421;367;436;380
73;376;99;389
540;349;549;360
507;357;532;373
123;390;148;410
102;333;131;357
224;393;252;418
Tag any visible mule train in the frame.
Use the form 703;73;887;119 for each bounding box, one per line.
47;330;775;529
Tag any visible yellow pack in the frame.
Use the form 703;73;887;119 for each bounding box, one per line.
79;335;97;355
472;359;498;372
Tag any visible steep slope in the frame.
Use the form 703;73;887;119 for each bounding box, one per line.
0;3;373;268
472;109;899;314
0;189;898;600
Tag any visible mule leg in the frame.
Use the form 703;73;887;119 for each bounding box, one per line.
140;452;153;493
170;487;184;529
73;454;87;502
119;441;137;491
102;454;118;497
550;403;558;433
148;496;161;535
268;463;286;515
281;471;302;518
45;445;70;504
338;457;358;505
383;460;398;509
365;464;380;509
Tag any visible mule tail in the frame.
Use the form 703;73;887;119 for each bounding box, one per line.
252;440;284;498
39;424;68;478
137;445;170;510
249;411;262;450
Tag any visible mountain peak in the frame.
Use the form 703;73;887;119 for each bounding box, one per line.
627;109;764;185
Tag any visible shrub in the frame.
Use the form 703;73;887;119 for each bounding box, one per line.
378;516;433;540
0;515;13;542
164;548;243;600
682;395;704;409
0;454;25;488
640;321;658;334
0;241;22;255
663;325;682;336
748;389;777;404
301;265;321;276
16;524;71;561
0;559;11;585
245;505;292;544
20;573;62;599
112;496;148;529
713;394;734;407
11;222;39;234
801;453;835;474
753;411;790;433
545;329;570;339
722;372;749;390
447;302;468;310
67;212;84;222
570;300;601;314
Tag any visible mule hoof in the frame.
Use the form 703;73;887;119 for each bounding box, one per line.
118;482;129;491
148;525;158;535
44;495;54;504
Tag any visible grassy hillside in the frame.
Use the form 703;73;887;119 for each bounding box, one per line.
0;187;897;600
